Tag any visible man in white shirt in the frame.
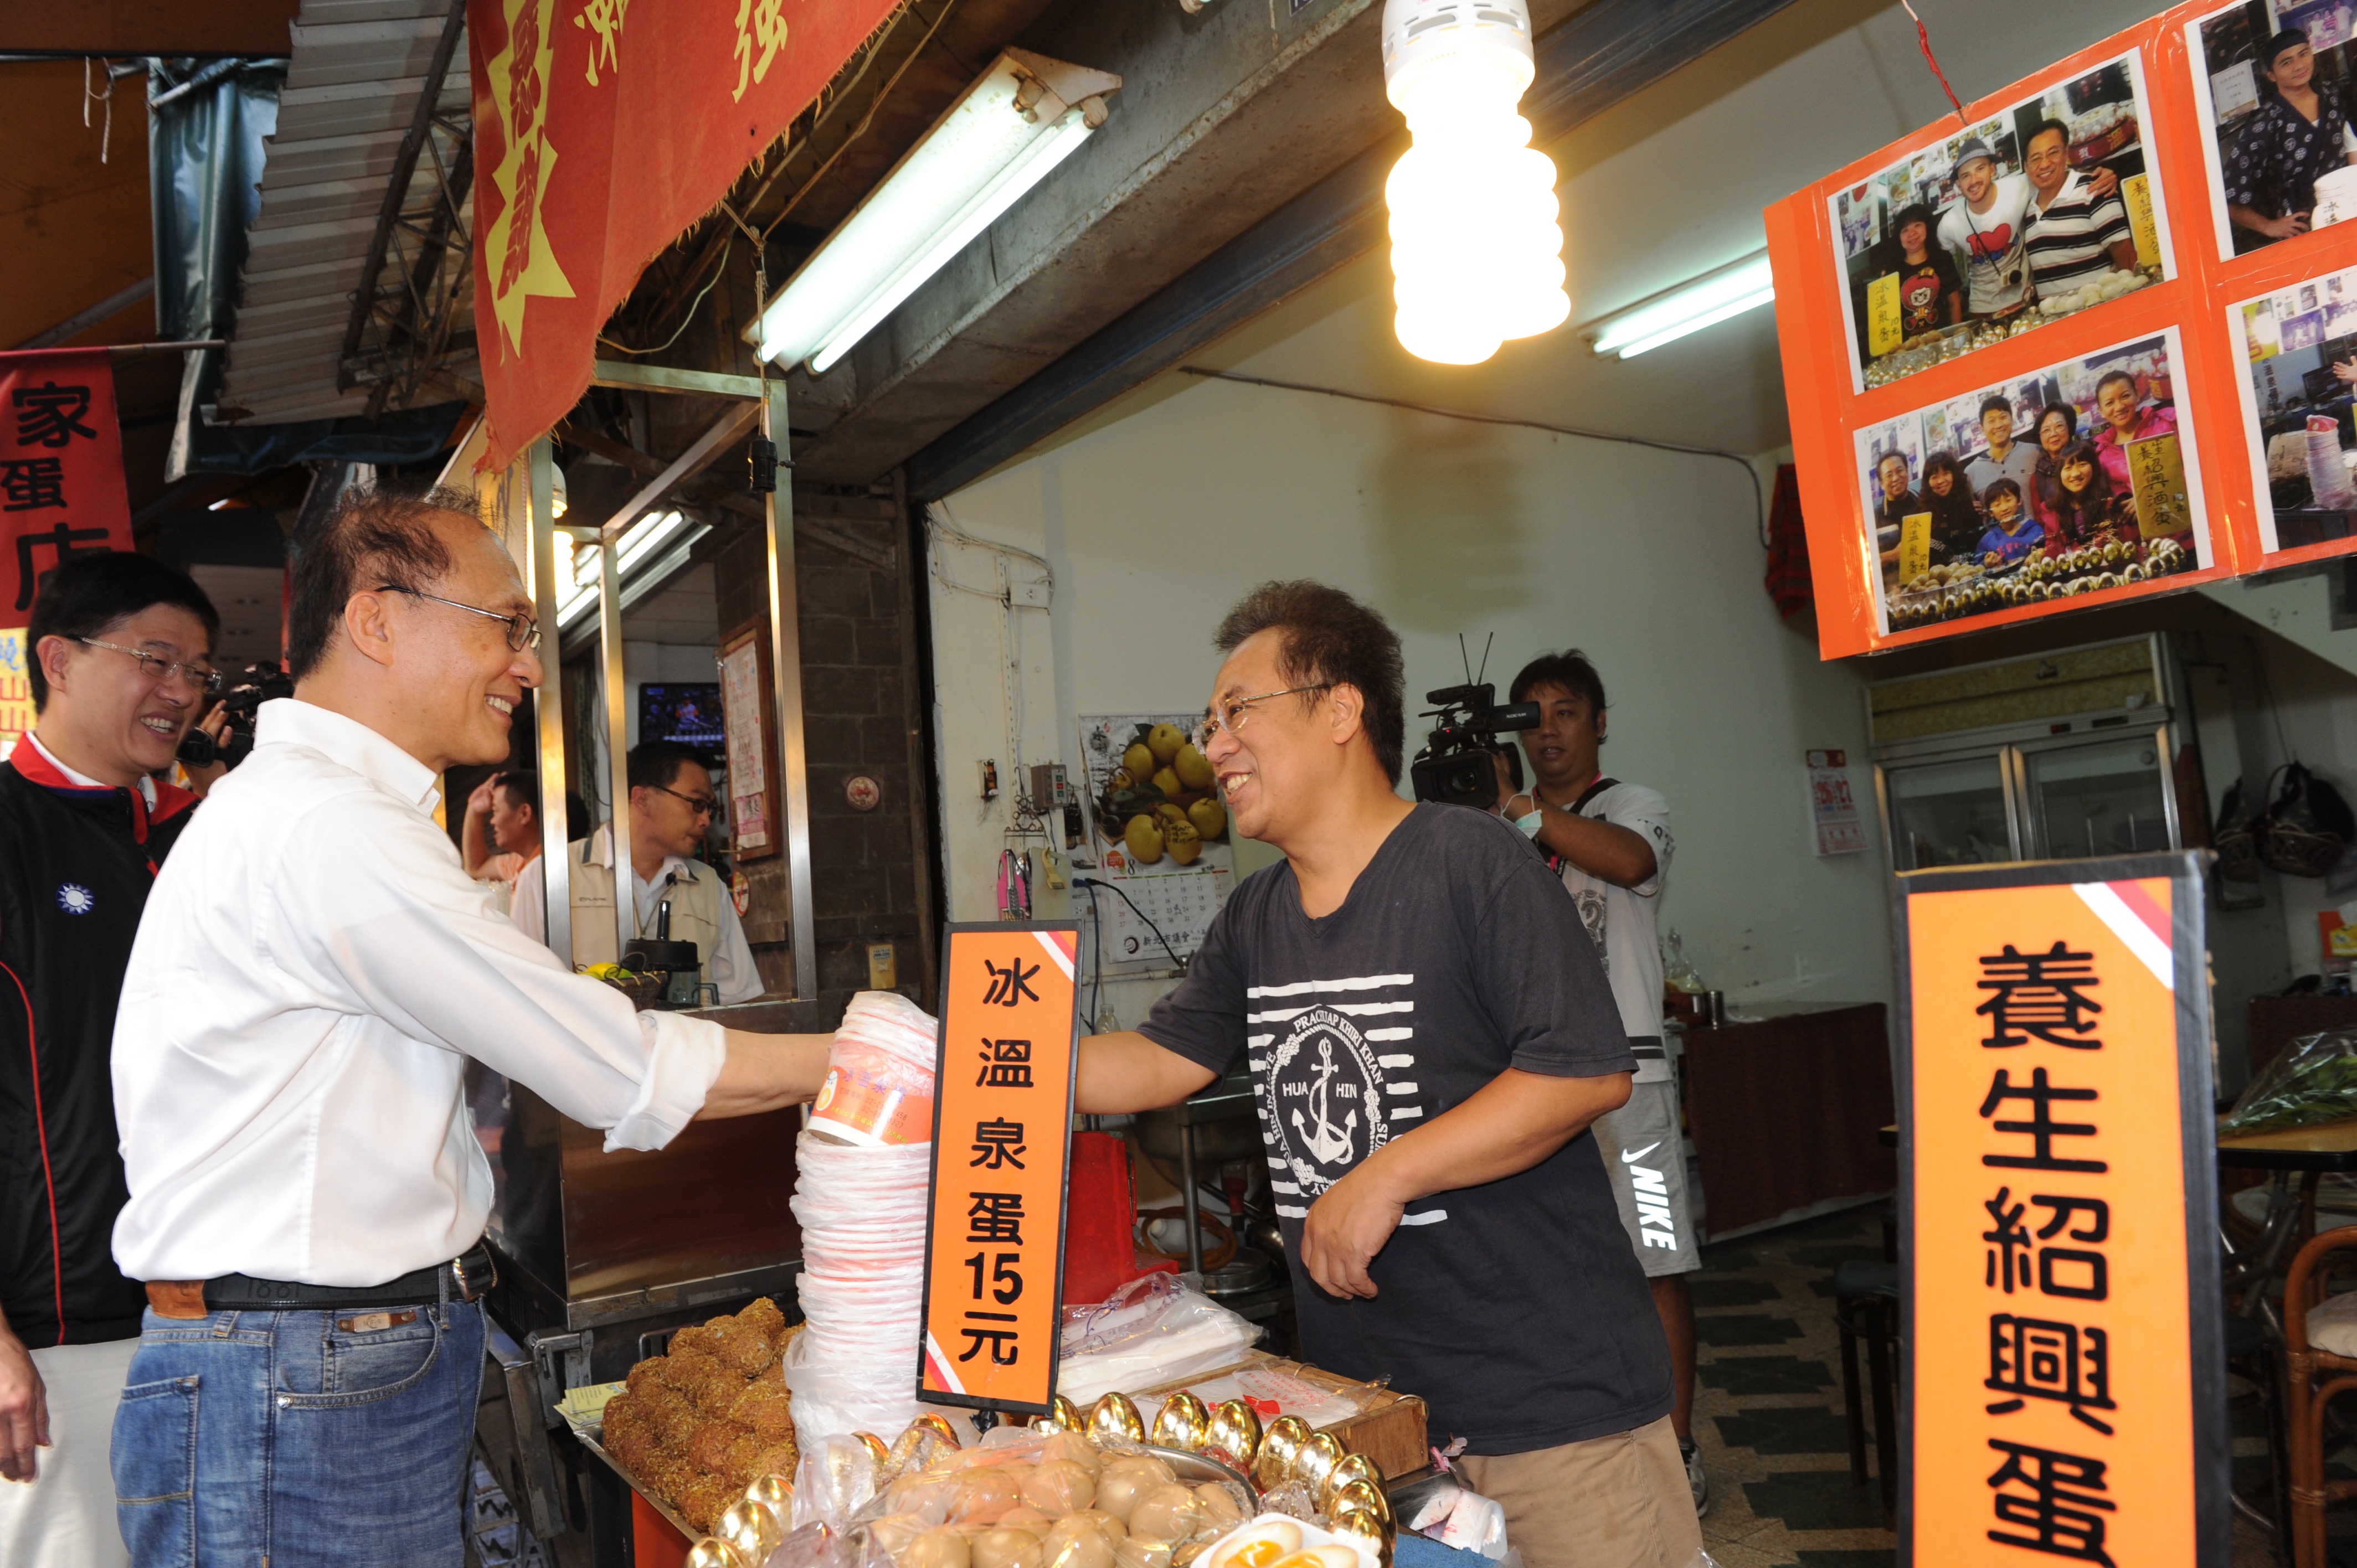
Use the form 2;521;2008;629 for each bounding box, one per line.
1497;651;1702;1516
1937;137;2034;319
513;740;763;1003
106;484;830;1567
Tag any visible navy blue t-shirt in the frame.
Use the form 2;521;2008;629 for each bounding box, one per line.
1139;803;1670;1454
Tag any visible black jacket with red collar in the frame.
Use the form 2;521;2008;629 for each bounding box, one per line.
0;743;196;1347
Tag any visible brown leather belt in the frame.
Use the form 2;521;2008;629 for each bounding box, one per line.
146;1243;496;1321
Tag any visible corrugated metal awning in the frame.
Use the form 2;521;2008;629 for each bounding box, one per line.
216;0;473;426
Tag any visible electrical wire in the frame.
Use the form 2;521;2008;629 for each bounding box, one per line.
1077;878;1105;1028
598;238;733;355
763;0;962;243
1178;367;1772;549
1075;876;1188;973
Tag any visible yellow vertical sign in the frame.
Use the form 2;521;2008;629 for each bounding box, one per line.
0;630;31;758
1868;272;1905;358
1898;512;1933;583
2122;173;2159;270
2125;433;2191;540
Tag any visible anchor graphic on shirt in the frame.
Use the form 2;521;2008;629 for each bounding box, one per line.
1290;1038;1357;1167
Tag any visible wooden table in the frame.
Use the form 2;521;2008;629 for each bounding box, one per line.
1681;1002;1896;1237
2217;1117;2357;1172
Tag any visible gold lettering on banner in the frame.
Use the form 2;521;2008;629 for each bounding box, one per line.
485;0;578;357
733;0;790;103
573;0;629;86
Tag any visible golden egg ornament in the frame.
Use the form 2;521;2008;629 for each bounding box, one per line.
1291;1431;1346;1494
1330;1503;1393;1567
718;1498;784;1563
1151;1392;1211;1452
1089;1391;1146;1446
1255;1415;1313;1489
1205;1400;1262;1471
1320;1454;1385;1513
686;1540;752;1568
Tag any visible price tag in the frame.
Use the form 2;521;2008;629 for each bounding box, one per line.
917;924;1082;1415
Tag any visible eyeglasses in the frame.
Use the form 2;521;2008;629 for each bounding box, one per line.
648;782;718;818
1191;684;1332;752
78;638;223;697
375;585;541;651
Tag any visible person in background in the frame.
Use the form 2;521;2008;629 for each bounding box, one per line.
2028;404;2080;528
0;555;218;1568
1494;651;1705;1518
1871;451;1921;577
1938;138;2035;320
2091;368;2178;494
513;741;763;1003
1885;203;1961;335
2022;120;2138;292
1962;396;2040;506
107;486;832;1567
461;770;585;917
1978;479;2043;564
1919;452;1982;565
1076;582;1695;1568
2041;442;2126;553
2226;30;2357;249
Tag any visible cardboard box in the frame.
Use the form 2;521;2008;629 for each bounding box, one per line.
1136;1352;1429;1480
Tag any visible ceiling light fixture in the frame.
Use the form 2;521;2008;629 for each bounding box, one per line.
1583;249;1774;360
1381;0;1569;366
749;50;1121;375
557;510;692;630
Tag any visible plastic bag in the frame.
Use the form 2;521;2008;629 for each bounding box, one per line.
2222;1030;2357;1134
1057;1275;1262;1405
790;1123;935;1442
812;991;941;1146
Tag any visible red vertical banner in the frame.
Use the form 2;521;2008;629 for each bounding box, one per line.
919;924;1081;1415
0;349;130;630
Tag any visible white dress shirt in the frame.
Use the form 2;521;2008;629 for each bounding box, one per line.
511;825;764;1004
111;699;728;1287
24;730;157;806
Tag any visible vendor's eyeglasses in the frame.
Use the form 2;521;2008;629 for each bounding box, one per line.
376;585;541;651
1191;684;1332;751
78;638;223;697
648;782;717;818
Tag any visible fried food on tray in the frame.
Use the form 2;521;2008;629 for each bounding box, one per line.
677;1471;739;1533
624;1358;668;1397
750;1441;799;1483
669;1324;722;1359
640;1386;700;1449
689;1369;751;1420
711;1319;780;1378
659;1344;724;1391
730;1381;797;1440
688;1419;755;1476
735;1296;788;1341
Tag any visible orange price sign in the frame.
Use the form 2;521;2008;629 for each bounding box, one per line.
1895;854;2227;1567
918;923;1082;1415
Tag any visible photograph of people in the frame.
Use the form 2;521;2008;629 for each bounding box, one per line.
1938;138;2036;321
2042;441;2130;551
2027;401;2081;524
1836;53;2155;392
1977;480;2044;564
2222;28;2357;248
1919;451;1982;563
1871;450;1920;575
2233;261;2357;549
1962;396;2040;504
2091;368;2180;492
2023;120;2138;292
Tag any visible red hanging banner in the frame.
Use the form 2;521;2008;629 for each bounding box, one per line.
0;348;131;631
467;0;900;475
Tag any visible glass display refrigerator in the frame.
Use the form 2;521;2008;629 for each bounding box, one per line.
1867;633;2188;870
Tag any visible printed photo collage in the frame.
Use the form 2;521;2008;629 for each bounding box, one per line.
1820;3;2357;641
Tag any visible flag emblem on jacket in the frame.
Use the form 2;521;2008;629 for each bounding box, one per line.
56;883;93;914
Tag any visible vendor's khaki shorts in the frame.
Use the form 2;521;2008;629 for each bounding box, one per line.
1456;1415;1702;1568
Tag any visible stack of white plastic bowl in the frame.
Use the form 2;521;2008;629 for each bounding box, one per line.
784;991;940;1441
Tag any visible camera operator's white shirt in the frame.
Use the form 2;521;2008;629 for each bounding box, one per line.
110;698;727;1287
1553;781;1674;1081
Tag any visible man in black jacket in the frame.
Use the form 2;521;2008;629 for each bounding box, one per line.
0;554;217;1566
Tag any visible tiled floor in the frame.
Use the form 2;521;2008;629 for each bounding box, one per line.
1686;1204;2280;1567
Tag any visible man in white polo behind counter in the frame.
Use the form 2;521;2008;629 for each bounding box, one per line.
106;484;832;1567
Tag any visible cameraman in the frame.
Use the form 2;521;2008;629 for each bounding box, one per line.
0;555;218;1567
1077;583;1696;1568
1497;652;1704;1515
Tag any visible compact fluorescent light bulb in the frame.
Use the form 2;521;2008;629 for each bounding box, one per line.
1380;0;1567;365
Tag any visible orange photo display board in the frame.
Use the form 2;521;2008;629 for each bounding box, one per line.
1897;856;2225;1567
919;924;1082;1415
1766;3;2357;659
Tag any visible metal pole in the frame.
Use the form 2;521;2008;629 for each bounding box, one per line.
1180;1122;1203;1279
600;532;635;966
527;439;572;967
763;380;817;997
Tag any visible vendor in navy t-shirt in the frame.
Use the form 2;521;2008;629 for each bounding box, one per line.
1075;581;1695;1568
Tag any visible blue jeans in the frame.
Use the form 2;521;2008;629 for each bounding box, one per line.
111;1300;485;1567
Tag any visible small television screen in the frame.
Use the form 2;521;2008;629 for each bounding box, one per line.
640;683;725;749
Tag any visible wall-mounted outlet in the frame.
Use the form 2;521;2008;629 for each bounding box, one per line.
979;759;999;802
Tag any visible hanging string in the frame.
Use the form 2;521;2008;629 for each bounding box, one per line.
1899;1;1969;126
83;56;115;164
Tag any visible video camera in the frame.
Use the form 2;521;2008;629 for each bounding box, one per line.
176;662;296;772
1408;683;1540;811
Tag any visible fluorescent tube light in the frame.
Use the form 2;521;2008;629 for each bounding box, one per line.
1584;250;1774;360
749;50;1121;375
558;510;691;630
